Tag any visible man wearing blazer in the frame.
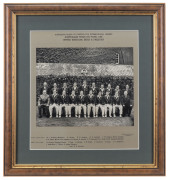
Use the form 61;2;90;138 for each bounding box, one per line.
123;84;132;99
68;90;78;117
89;82;98;95
49;89;61;118
99;84;106;96
87;90;96;118
60;82;69;95
113;91;123;117
60;90;69;117
95;91;105;117
40;82;50;95
80;80;89;95
71;82;79;95
77;90;87;118
106;83;114;96
104;90;112;117
50;83;59;95
122;90;132;117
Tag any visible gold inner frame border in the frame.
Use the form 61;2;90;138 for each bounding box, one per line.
11;10;158;169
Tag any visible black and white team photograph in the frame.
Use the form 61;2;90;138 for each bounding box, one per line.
36;47;134;127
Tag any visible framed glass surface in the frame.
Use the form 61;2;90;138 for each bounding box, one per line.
4;3;165;176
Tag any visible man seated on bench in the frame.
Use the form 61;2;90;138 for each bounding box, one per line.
38;89;49;118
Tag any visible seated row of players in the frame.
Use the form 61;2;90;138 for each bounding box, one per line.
38;81;133;118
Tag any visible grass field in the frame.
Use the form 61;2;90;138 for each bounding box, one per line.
36;105;134;127
37;117;133;127
37;107;134;127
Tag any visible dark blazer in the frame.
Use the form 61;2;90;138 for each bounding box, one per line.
49;94;60;105
87;95;96;104
95;95;104;105
122;95;131;107
78;95;87;104
99;88;106;96
60;87;69;95
104;95;112;104
60;95;69;104
50;87;59;94
114;89;123;97
122;89;132;97
113;96;122;105
70;86;79;95
89;87;98;95
106;88;114;96
80;85;89;95
69;95;78;104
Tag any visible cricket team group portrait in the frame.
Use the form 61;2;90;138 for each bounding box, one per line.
36;47;135;127
38;80;133;119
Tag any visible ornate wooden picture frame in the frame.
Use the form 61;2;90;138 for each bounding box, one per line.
4;3;165;176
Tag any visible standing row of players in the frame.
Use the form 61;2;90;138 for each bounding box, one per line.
39;80;133;97
38;80;133;118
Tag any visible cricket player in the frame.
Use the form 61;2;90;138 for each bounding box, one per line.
60;90;69;117
40;82;50;95
114;85;121;96
68;90;78;117
49;89;61;118
123;84;132;98
50;83;59;94
77;90;87;118
95;91;105;117
71;82;79;95
104;91;112;117
87;90;96;118
106;83;113;96
113;91;123;117
80;80;89;95
60;82;69;95
99;84;106;96
89;82;98;95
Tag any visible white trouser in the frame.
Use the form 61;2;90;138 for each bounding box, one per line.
96;104;105;116
49;104;60;117
60;104;69;116
68;104;78;116
113;104;123;115
104;104;113;117
78;104;87;115
87;104;96;117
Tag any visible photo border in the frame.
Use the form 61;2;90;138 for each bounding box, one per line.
31;31;138;150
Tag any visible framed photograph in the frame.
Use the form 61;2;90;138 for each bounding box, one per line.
4;3;165;176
